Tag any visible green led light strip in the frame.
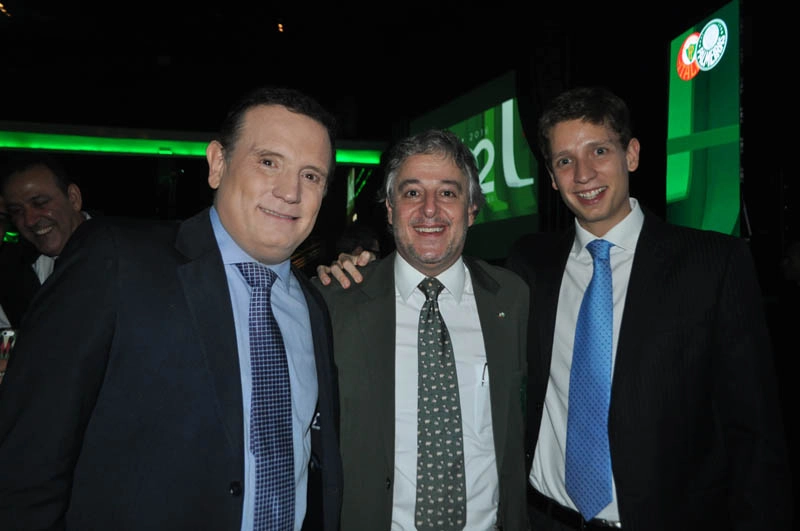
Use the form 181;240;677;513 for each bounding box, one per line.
0;130;383;166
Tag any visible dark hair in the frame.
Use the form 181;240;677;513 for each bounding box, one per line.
537;86;633;172
380;128;486;215
0;153;76;197
335;222;381;256
216;86;338;179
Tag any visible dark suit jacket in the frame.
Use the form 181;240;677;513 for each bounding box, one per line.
0;237;41;328
507;210;793;531
0;209;343;531
314;252;529;531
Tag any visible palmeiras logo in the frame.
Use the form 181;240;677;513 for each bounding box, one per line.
696;18;728;71
676;17;729;81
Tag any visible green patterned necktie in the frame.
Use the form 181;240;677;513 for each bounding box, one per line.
415;277;467;531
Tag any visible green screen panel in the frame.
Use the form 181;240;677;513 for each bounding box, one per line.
446;97;537;225
410;71;538;261
666;0;740;236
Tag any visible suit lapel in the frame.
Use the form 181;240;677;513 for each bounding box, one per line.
467;259;511;471
175;209;244;454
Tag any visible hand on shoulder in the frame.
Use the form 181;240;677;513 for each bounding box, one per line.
315;250;377;288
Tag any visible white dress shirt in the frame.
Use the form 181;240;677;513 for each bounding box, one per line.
530;198;644;522
0;303;10;329
391;254;498;530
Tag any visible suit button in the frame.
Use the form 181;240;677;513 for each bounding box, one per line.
385;478;392;490
229;481;243;496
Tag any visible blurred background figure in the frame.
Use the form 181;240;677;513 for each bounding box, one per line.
0;194;11;330
0;154;90;327
770;238;800;512
334;221;382;258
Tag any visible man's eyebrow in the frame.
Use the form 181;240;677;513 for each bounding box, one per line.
397;178;463;189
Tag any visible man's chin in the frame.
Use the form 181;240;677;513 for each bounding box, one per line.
33;238;64;257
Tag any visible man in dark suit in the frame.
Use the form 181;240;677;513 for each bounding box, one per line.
0;86;342;531
507;86;792;530
0;154;89;328
315;129;529;530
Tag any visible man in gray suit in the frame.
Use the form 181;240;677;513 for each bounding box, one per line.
315;129;529;530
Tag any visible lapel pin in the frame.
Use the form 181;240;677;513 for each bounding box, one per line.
498;312;506;318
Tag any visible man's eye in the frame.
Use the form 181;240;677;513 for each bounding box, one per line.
261;159;274;167
303;173;321;183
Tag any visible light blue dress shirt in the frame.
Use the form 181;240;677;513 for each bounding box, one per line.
209;207;318;531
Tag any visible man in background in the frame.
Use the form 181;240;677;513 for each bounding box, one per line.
0;86;343;530
0;155;89;327
0;194;11;330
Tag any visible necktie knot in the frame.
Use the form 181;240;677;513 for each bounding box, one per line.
236;262;277;290
586;239;612;262
419;277;444;301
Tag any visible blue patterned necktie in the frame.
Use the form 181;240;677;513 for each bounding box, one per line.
415;277;467;531
236;262;294;531
565;239;614;521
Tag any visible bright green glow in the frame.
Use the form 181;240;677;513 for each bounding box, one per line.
0;130;382;165
665;0;740;236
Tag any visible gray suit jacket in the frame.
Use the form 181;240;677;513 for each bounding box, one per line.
315;252;529;530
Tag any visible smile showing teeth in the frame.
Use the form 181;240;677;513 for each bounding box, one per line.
33;226;54;236
415;227;443;233
577;187;606;200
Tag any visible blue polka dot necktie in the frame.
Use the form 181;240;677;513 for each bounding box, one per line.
565;239;614;521
236;263;294;531
415;277;467;531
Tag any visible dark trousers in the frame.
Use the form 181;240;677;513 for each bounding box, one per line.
528;503;579;531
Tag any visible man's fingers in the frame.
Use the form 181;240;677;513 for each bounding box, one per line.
316;264;333;285
341;261;363;284
356;250;377;266
331;264;352;288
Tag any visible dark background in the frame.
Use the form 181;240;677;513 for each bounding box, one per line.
0;1;794;273
1;0;797;505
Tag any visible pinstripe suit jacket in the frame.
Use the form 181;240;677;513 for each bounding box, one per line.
508;210;792;531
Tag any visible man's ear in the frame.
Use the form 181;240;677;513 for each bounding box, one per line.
67;183;83;211
207;140;226;190
385;199;393;226
550;171;558;191
626;138;641;172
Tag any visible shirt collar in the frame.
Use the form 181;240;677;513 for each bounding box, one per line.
209;206;292;287
573;197;644;255
393;253;466;303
